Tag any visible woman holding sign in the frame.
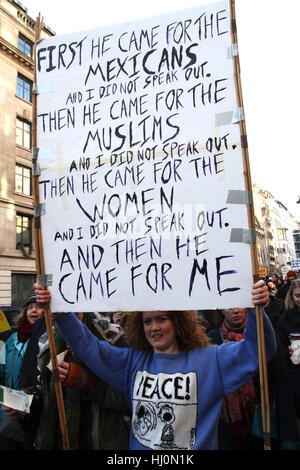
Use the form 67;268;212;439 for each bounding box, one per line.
34;280;276;450
0;293;43;450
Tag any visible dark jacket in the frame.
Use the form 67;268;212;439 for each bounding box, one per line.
18;314;131;450
277;309;300;410
264;297;282;330
209;325;299;443
19;317;46;390
277;281;292;300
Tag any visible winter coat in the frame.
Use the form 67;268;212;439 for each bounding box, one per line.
84;319;131;450
19;314;131;450
18;317;45;390
264;296;282;330
0;332;29;421
209;325;299;445
277;281;292;300
277;309;300;413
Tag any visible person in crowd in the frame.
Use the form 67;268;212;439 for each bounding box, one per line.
34;280;277;450
197;310;223;332
264;281;282;330
209;307;299;450
3;311;131;450
277;271;298;301
277;279;300;438
272;274;284;295
0;293;43;450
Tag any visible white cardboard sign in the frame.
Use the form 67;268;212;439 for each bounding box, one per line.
36;0;254;312
291;258;300;270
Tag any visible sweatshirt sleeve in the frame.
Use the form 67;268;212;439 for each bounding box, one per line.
55;313;131;394
216;309;277;396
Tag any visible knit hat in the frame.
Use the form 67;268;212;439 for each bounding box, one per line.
23;292;37;308
287;270;298;279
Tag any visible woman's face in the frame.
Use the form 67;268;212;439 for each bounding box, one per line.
26;303;43;324
222;308;247;329
142;311;179;354
292;288;300;308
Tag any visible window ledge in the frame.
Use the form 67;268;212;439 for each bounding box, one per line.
14;191;33;200
0;248;35;260
15;94;32;106
16;144;31;152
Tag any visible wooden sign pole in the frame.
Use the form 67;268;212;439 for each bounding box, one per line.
229;0;271;450
32;14;70;451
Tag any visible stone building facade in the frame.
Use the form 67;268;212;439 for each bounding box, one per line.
253;184;298;276
0;0;54;306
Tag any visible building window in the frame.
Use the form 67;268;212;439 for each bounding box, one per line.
18;35;32;57
16;213;32;249
15;164;31;196
16;117;31;149
17;74;32;102
11;273;36;307
278;228;287;241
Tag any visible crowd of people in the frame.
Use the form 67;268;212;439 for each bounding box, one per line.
0;270;299;451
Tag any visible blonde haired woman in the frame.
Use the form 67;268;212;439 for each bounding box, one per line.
278;279;300;436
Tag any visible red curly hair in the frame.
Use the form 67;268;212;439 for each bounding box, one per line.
126;310;211;352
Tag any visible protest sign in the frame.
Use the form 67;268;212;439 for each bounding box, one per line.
0;385;33;413
35;0;254;312
258;268;267;277
281;266;290;277
0;309;11;333
291;258;300;271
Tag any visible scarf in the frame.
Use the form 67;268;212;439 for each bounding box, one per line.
17;320;33;343
220;322;257;438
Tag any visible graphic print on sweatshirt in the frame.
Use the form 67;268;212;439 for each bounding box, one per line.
132;371;197;449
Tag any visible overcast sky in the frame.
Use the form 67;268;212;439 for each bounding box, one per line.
23;0;300;220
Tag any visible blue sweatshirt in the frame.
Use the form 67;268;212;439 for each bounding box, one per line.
55;309;276;450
